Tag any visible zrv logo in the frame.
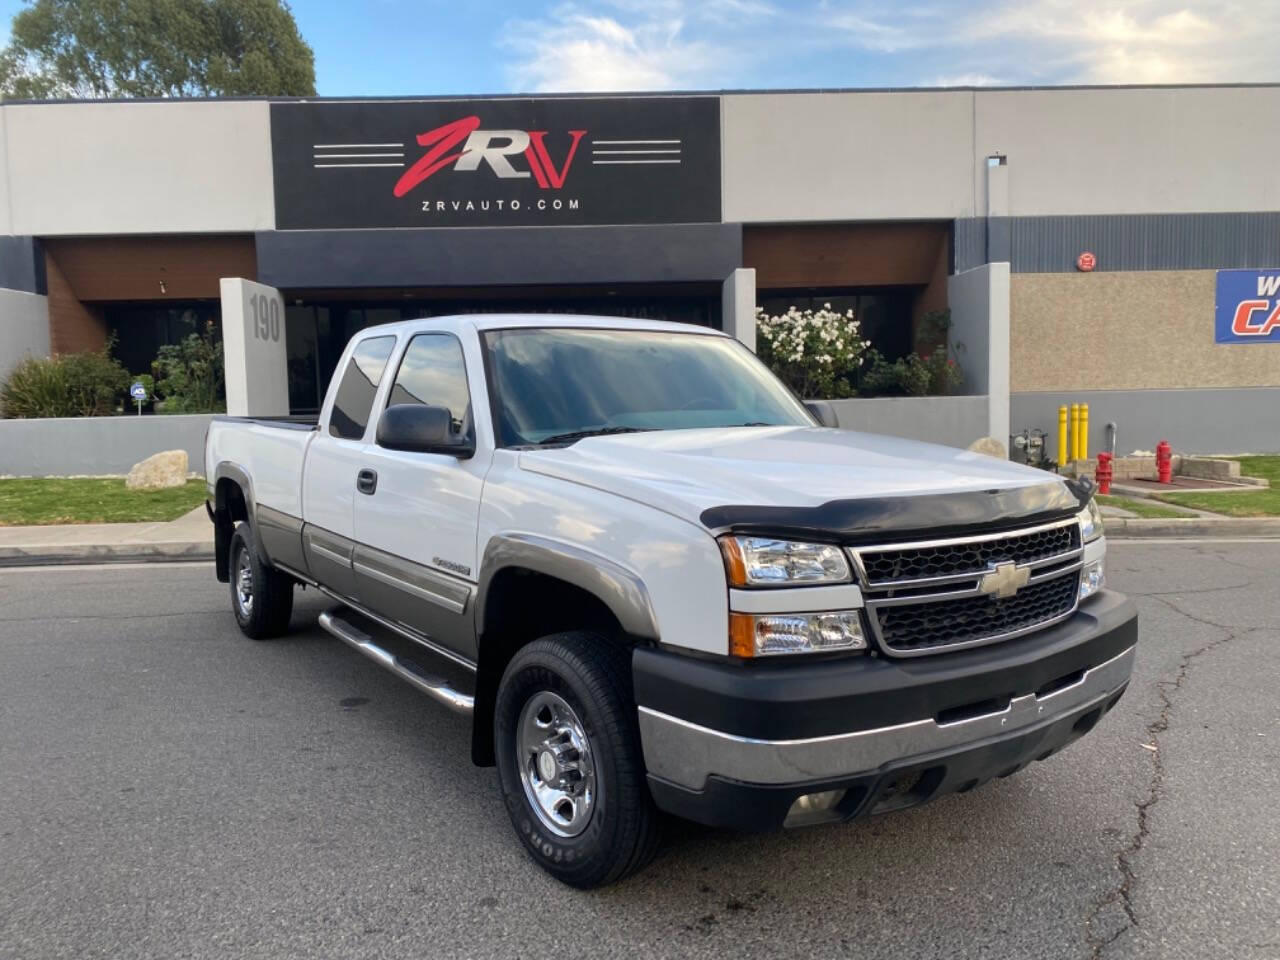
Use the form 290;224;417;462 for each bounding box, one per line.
1216;270;1280;343
393;116;586;197
269;96;720;228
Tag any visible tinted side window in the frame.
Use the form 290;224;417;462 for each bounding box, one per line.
385;334;471;436
329;336;395;440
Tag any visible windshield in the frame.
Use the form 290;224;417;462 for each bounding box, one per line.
482;327;815;447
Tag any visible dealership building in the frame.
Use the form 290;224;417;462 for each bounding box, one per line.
2;83;1279;462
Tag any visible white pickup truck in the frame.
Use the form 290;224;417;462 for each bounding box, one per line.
205;314;1138;888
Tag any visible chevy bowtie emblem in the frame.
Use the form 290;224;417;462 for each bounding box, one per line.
979;561;1030;599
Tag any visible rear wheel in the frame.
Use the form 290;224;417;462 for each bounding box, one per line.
228;521;294;640
494;632;660;888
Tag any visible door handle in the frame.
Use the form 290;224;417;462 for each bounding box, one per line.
356;469;378;495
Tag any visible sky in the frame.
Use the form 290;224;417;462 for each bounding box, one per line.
2;0;1279;96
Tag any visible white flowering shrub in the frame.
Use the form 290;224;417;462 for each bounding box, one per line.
754;304;870;399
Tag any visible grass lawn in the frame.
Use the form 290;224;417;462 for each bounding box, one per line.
0;477;207;526
1150;456;1280;517
1096;494;1188;519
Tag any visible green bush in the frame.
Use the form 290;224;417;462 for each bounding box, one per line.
0;341;130;418
857;310;963;397
0;355;69;418
860;350;963;397
153;332;225;413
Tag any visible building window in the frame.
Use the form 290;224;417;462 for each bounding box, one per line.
103;301;219;377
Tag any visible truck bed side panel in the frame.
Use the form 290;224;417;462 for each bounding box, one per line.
206;419;315;570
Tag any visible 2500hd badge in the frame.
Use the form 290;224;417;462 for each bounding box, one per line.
205;314;1138;888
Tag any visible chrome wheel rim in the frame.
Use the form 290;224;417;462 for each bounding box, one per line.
235;549;254;617
517;691;597;838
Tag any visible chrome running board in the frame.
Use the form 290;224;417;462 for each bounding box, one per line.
318;607;474;715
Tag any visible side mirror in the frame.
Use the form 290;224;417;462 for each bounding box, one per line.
805;400;840;429
376;404;475;459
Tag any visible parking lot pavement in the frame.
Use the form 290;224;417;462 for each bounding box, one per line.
1;543;1276;960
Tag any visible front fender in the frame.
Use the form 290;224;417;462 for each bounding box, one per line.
475;532;660;641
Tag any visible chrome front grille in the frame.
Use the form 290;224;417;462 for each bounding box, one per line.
852;518;1084;657
858;522;1080;588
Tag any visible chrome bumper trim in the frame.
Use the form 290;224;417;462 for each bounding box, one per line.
638;644;1135;790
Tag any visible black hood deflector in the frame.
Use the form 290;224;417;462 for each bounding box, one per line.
700;478;1092;544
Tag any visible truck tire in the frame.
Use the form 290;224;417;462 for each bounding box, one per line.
494;632;660;888
228;521;294;640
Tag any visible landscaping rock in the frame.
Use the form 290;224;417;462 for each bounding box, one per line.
125;450;189;491
967;436;1008;459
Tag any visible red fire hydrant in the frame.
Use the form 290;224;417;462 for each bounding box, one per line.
1095;451;1113;494
1156;440;1173;484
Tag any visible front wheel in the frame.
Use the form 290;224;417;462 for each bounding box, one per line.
494;632;660;888
228;521;294;640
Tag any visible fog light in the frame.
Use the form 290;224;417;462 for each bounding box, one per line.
730;611;867;657
784;789;846;828
1080;559;1105;601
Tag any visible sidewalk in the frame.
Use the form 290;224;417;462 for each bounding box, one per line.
0;506;214;566
1103;515;1280;539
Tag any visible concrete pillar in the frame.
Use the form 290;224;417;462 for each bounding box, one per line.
0;288;51;383
219;278;289;417
985;155;1010;265
986;262;1011;444
722;267;757;351
947;262;1011;447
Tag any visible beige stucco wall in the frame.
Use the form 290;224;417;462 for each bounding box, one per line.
2;100;274;235
1010;270;1280;392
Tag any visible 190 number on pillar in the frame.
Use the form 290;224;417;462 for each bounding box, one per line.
249;294;282;343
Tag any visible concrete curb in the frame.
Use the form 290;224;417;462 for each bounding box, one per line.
1105;517;1280;539
0;541;214;567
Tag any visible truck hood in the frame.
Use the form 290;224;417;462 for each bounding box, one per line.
518;426;1081;535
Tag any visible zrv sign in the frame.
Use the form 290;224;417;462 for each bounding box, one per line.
1216;269;1280;343
270;97;720;229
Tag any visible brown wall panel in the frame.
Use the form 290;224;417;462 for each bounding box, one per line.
42;236;256;301
745;223;949;290
45;251;106;355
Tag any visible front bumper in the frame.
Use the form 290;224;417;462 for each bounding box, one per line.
634;589;1137;830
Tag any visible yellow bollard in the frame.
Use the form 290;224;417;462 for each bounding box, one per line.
1058;405;1068;467
1079;403;1089;462
1069;403;1080;463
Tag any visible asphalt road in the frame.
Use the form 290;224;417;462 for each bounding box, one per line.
1;542;1277;960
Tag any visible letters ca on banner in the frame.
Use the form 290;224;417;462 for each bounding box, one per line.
1215;269;1280;343
269;97;721;229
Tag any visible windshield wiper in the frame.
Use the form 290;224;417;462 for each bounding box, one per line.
538;426;654;446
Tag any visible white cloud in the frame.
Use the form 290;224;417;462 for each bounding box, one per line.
502;5;712;92
934;73;1001;87
823;0;1280;85
501;0;1280;93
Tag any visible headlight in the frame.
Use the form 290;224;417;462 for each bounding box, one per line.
1076;499;1104;543
730;611;867;657
720;536;851;587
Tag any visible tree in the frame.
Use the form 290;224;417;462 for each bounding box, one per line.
0;0;315;99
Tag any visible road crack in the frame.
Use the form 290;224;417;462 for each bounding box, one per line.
1084;593;1237;959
